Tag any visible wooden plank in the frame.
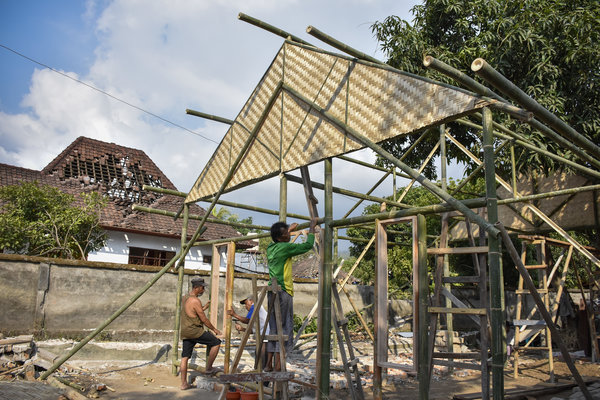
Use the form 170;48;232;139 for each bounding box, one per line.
377;361;415;372
442;276;480;284
432;359;482;370
427;246;489;255
300;166;319;220
373;219;388;399
428;307;487;315
0;335;33;346
441;287;481;326
524;264;547;269
515;289;549;294
433;352;481;359
219;371;294;383
453;380;598;400
514;346;552;351
264;334;290;341
209;244;221;329
513;320;546;326
223;242;236;374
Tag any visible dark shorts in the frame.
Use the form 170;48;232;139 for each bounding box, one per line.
182;331;221;358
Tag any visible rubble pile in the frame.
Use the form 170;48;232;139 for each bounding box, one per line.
0;335;112;399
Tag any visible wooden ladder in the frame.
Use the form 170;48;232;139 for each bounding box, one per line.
512;236;555;381
332;282;365;400
218;279;293;400
427;210;491;399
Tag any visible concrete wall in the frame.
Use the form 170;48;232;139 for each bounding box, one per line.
0;254;381;341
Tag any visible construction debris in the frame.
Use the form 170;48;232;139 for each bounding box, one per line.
0;336;113;399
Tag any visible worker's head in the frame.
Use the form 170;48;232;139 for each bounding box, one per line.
191;277;207;295
240;295;254;311
270;221;290;242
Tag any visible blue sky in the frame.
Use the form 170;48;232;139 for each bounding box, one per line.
0;0;422;244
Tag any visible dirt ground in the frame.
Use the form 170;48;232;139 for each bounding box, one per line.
18;356;599;400
1;349;599;399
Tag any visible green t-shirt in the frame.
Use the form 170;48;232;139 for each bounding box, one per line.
267;233;315;296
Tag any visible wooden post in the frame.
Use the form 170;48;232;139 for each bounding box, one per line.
172;204;189;375
439;124;454;367
373;218;387;400
279;174;287;222
223;242;236;373
210;245;221;329
417;214;429;400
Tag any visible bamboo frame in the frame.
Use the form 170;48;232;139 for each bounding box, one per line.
40;18;600;400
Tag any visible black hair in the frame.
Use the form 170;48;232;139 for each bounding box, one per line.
270;221;288;242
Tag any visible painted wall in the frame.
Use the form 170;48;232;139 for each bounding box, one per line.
87;230;215;270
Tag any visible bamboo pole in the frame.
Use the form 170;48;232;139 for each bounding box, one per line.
416;214;429;400
456;118;600;180
496;223;593;400
340;285;374;342
471;58;600;161
338;155;411;180
238;13;313;46
341;171;391;220
196;232;270;247
284;173;411;209
185;109;234;125
424;56;600;170
281;83;501;238
172;203;189;375
423;56;505;101
317;158;333;400
449;139;510;196
331;198;487;228
306;25;379;63
482;107;505;400
305;27;522;117
131;204;270;231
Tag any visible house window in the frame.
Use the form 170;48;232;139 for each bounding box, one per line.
128;247;176;267
203;255;212;264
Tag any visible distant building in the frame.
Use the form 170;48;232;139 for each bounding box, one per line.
0;136;254;269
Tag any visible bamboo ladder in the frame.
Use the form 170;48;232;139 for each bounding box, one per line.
218;279;294;400
512;236;559;382
427;209;491;399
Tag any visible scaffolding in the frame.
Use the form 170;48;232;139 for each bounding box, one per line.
38;12;600;400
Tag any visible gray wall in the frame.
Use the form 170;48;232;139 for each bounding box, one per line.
0;254;383;341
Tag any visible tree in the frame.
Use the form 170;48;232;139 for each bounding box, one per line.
211;206;255;235
0;182;107;260
371;0;600;178
346;179;487;297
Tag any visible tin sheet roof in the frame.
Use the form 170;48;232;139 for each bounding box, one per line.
186;42;490;203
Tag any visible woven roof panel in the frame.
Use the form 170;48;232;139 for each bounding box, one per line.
187;42;489;202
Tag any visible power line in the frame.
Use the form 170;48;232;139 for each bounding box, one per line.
0;43;219;144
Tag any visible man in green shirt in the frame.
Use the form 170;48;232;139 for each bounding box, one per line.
266;218;317;371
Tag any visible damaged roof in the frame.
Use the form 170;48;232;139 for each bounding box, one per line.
1;137;252;247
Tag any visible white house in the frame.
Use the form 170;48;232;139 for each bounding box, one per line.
0;136;254;270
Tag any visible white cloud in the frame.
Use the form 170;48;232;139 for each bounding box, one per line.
0;0;419;234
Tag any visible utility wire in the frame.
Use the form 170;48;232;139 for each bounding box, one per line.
0;43;219;144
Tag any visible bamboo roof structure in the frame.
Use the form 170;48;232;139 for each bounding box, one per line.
186;41;492;203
